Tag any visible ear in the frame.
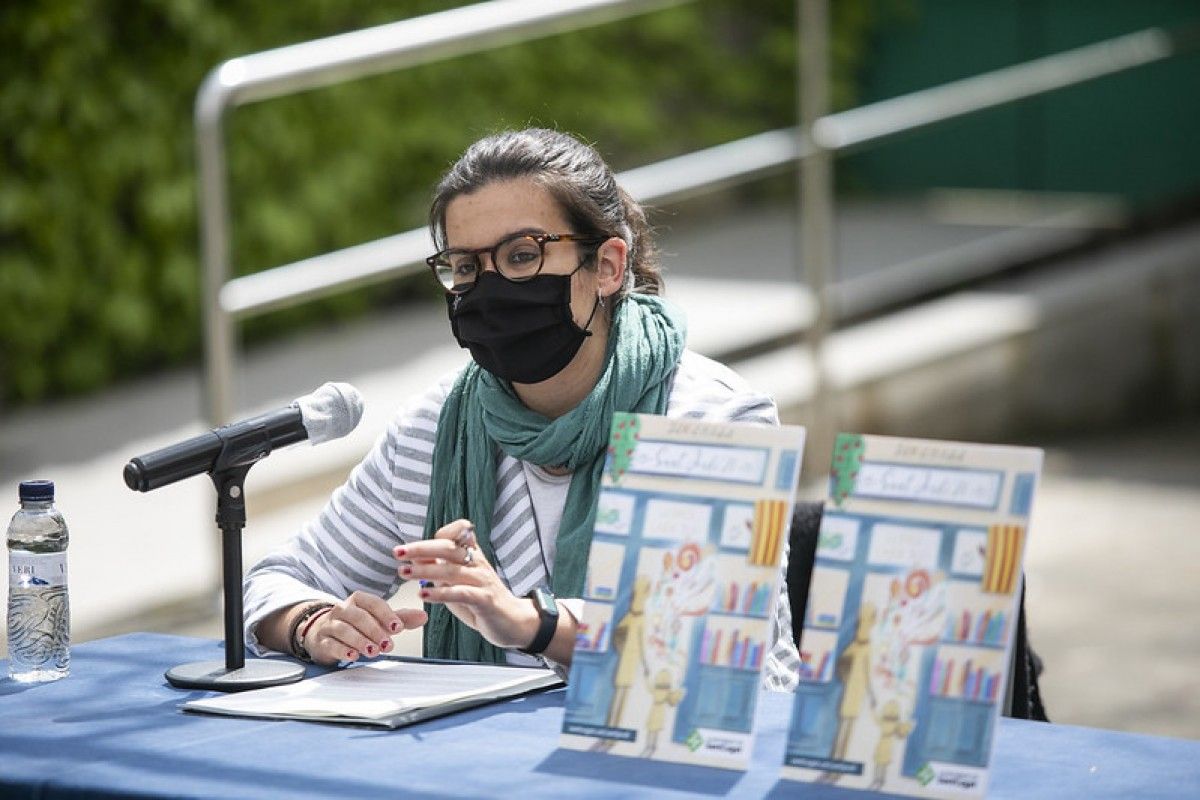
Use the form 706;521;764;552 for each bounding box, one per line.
594;236;628;299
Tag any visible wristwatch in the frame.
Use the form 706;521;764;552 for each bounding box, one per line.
518;587;559;656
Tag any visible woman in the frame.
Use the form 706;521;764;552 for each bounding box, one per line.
243;128;800;690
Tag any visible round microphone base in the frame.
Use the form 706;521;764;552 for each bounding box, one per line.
165;659;305;692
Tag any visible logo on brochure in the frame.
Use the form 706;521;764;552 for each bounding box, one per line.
923;762;985;793
684;728;748;756
699;730;748;757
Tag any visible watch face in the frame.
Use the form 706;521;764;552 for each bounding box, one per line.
530;587;559;618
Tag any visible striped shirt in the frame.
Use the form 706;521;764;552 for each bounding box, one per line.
244;349;801;691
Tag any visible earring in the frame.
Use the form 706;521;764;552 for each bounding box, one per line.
598;291;606;310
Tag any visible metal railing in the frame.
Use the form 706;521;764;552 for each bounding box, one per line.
198;0;1196;425
198;0;688;425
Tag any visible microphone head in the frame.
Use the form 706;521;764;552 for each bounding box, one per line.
295;382;364;444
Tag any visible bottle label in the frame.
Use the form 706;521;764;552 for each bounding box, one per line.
9;551;67;589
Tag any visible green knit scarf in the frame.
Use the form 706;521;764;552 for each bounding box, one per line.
422;293;686;663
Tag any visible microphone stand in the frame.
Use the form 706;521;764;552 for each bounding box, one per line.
164;421;306;691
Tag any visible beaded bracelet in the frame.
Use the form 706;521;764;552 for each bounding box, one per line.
288;602;334;662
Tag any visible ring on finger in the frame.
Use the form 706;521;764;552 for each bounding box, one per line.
463;546;475;566
455;525;476;550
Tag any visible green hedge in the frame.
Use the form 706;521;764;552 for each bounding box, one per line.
0;0;874;406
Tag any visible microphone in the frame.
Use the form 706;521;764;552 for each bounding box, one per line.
123;382;364;492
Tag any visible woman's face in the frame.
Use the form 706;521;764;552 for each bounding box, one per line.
443;178;607;332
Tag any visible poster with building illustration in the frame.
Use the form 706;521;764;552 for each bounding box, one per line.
781;433;1042;798
560;413;806;770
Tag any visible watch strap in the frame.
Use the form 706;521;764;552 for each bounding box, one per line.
518;588;559;656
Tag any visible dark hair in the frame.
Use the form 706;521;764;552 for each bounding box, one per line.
428;128;662;298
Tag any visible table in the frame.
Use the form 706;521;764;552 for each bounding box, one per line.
1;633;1196;799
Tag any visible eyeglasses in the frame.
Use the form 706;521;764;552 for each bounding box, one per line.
426;232;609;294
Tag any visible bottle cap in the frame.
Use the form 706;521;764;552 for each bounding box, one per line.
18;480;54;502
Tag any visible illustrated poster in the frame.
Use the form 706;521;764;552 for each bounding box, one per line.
560;413;806;770
781;433;1042;798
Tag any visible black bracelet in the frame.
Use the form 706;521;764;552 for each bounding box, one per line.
288;602;334;662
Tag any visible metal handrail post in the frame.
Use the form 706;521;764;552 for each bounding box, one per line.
197;73;237;427
799;0;836;468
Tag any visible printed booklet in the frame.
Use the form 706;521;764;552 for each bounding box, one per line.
560;413;806;770
781;433;1042;797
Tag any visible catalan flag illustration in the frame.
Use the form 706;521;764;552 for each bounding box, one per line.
749;499;788;566
982;524;1025;595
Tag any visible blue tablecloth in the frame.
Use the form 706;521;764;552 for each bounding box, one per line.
0;633;1196;799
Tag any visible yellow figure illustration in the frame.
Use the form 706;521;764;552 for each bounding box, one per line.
608;575;651;726
640;668;685;757
831;602;877;762
869;699;915;790
591;575;651;752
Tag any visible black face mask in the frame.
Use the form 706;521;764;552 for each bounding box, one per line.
447;270;601;384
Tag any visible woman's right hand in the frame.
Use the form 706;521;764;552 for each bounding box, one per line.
300;591;428;666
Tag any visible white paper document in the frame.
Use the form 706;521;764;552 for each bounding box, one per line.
183;658;562;729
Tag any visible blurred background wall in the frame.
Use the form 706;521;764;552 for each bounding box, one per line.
847;1;1200;206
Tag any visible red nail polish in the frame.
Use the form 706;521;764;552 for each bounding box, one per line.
367;645;375;655
419;590;430;600
396;547;406;557
346;650;356;659
400;566;412;576
380;640;389;649
390;621;399;632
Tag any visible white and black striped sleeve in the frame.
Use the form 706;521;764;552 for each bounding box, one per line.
242;373;454;656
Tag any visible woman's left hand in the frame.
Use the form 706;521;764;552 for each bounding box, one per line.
393;519;539;650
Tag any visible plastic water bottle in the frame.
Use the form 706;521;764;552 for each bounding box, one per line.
6;479;70;682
